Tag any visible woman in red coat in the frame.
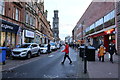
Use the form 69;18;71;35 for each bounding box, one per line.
61;42;72;64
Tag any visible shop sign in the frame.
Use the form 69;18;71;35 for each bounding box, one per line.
25;30;34;38
104;29;114;34
1;24;13;30
0;19;19;34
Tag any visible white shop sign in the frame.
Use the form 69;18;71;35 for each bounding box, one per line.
25;30;34;38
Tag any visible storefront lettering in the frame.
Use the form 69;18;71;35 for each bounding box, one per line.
25;30;34;38
1;24;13;30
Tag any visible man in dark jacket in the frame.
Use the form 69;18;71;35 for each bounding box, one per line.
108;42;116;63
47;43;51;54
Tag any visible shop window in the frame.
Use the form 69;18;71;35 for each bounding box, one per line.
12;33;15;48
1;32;5;46
0;0;5;15
7;32;11;46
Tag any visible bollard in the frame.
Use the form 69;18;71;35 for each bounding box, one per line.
84;46;87;74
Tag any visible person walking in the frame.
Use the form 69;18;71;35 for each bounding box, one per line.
108;42;116;63
61;42;72;64
98;45;106;62
47;43;51;54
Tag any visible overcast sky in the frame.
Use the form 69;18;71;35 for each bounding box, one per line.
44;0;92;40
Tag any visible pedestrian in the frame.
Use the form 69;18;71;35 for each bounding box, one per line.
47;43;51;54
61;42;72;64
6;46;12;59
108;42;116;63
98;45;106;62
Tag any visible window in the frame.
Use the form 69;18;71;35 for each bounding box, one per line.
90;24;95;30
110;10;115;19
25;12;29;23
30;15;33;26
0;0;5;15
15;8;19;21
33;17;35;27
86;27;90;32
54;33;57;37
104;10;115;22
54;24;57;28
95;18;103;27
0;32;5;46
32;44;37;47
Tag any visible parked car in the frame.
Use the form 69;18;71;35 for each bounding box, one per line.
57;44;60;49
39;44;50;54
50;43;57;51
11;43;41;59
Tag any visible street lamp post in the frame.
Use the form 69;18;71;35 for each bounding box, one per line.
84;45;88;74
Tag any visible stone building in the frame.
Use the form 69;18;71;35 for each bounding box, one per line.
52;10;60;43
0;0;53;48
116;1;120;54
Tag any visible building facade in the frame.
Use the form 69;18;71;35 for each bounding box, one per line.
0;1;25;48
0;0;53;48
73;2;117;52
117;1;120;54
52;10;60;43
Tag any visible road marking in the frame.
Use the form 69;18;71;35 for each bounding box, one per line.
48;55;54;57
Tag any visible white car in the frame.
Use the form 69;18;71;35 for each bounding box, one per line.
40;44;51;53
57;44;60;49
50;43;57;51
12;43;41;59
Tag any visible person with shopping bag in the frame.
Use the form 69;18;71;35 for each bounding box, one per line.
98;45;106;62
61;42;72;64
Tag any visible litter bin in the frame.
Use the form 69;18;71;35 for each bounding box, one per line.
78;46;85;58
0;47;7;65
86;46;96;61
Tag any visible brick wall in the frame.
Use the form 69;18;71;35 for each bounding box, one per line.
117;1;120;54
73;2;115;41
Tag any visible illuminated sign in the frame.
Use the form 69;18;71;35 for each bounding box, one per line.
25;30;34;38
104;29;114;34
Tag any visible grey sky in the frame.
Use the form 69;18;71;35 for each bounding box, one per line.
44;0;92;40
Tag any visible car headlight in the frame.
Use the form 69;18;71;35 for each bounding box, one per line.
22;50;27;52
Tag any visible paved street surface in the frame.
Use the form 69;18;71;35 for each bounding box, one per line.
87;52;119;78
1;46;119;79
2;47;89;79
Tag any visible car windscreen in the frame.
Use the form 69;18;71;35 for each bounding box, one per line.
19;44;30;48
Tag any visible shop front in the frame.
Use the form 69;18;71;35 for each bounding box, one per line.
24;30;35;43
35;30;42;44
90;28;116;51
0;19;19;48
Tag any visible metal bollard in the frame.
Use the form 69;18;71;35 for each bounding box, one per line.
84;46;87;74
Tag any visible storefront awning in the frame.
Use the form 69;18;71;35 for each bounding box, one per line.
90;29;115;38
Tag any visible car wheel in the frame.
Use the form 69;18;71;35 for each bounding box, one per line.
26;52;31;59
37;50;41;56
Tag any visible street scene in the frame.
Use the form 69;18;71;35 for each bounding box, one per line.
0;0;120;80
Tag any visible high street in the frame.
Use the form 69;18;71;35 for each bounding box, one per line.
2;47;89;79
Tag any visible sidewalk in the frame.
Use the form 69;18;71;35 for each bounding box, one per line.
87;52;119;78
